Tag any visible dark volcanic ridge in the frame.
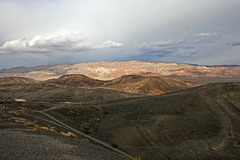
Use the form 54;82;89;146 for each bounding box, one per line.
44;82;240;160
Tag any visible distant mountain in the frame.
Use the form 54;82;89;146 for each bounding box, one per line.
45;74;105;88
0;77;38;85
44;74;202;95
0;61;240;83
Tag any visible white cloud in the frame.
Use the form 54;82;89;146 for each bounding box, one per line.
98;40;123;48
134;42;147;49
154;40;174;47
176;39;185;44
0;31;90;54
0;31;124;54
194;32;221;44
1;38;49;54
2;39;27;49
0;0;240;66
195;32;219;37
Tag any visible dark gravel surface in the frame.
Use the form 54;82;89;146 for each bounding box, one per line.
0;101;131;160
1;82;240;160
0;130;130;160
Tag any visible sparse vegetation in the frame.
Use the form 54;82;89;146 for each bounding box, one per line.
8;111;20;116
24;122;31;126
40;126;57;133
60;131;78;138
1;73;240;160
103;110;108;115
32;124;39;131
81;125;92;135
133;156;141;160
81;138;89;142
111;143;118;148
0;104;8;110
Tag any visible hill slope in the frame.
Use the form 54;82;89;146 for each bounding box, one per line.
44;74;202;95
45;74;105;87
0;74;202;102
102;75;201;95
45;82;240;160
0;83;142;103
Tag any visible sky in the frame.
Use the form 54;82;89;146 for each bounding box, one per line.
0;0;240;69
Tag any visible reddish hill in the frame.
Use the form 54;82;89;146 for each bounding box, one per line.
45;74;105;88
45;74;202;95
102;75;202;95
0;61;239;83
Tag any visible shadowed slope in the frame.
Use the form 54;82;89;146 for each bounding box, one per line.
46;83;240;160
0;83;142;103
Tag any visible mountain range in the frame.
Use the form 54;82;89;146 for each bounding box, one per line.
1;61;240;83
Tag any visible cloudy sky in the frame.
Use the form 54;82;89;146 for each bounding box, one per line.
0;0;240;68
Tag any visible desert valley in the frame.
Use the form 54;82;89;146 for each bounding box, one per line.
0;61;240;160
1;0;240;159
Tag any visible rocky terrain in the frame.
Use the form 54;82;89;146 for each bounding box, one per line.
0;61;240;83
1;82;240;160
0;102;132;160
38;82;240;159
0;69;240;160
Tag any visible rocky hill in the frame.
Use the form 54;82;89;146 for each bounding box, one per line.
0;61;239;83
44;74;202;95
0;74;202;102
45;74;105;88
101;75;201;95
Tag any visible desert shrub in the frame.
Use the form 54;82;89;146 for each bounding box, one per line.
133;156;141;160
32;124;39;131
111;143;118;148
